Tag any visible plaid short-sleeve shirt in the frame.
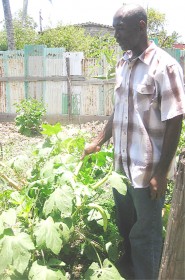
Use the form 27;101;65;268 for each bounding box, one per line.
113;42;185;188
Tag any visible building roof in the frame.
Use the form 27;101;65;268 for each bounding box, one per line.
74;22;114;29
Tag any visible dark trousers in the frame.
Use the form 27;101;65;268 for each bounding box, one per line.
113;185;164;280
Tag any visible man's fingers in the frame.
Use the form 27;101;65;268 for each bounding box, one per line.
150;186;165;200
150;190;157;200
81;145;101;160
96;146;101;152
150;185;159;200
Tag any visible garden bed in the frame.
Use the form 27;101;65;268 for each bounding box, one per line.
0;121;124;280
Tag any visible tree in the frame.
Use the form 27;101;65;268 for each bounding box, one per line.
37;24;95;56
22;0;52;27
14;11;38;50
147;8;179;48
22;0;28;26
0;11;38;51
2;0;15;50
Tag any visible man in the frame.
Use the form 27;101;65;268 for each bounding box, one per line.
83;4;185;279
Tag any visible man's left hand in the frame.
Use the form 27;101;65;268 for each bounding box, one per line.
149;175;167;200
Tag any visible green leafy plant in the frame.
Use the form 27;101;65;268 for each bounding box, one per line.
0;123;126;279
14;98;46;136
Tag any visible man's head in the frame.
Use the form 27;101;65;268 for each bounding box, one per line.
113;4;148;53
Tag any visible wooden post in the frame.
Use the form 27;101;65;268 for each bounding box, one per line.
159;151;185;280
66;57;72;121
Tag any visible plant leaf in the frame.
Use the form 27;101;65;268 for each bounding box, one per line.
0;232;35;275
0;218;4;235
85;258;124;279
34;216;63;255
43;186;74;217
1;208;17;226
105;241;119;262
108;171;127;195
47;258;66;267
41;123;62;136
88;203;108;232
28;261;67;280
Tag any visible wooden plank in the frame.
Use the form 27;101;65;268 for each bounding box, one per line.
159;151;185;280
0;58;6;113
44;81;66;114
0;82;6;113
9;82;25;113
0;75;86;82
81;84;99;115
66;57;72;120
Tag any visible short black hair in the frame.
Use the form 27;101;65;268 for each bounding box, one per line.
120;4;147;25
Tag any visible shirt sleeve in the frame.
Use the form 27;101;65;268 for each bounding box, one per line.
160;63;185;121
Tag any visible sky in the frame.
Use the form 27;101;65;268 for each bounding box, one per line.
0;0;185;42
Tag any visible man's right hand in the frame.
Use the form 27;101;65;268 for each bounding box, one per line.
81;142;101;160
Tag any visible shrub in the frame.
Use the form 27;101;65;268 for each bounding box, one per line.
14;98;46;136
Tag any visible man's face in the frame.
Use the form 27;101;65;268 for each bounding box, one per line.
113;16;140;51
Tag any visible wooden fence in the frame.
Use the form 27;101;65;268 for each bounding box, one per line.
0;45;184;122
0;45;114;122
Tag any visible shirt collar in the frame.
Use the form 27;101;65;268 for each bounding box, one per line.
122;41;157;65
138;41;157;65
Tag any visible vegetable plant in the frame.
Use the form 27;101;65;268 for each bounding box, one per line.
0;123;127;279
14;98;46;137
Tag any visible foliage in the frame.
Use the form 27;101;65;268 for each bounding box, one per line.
147;8;179;48
88;34;118;58
37;25;94;56
14;98;46;136
0;10;38;51
13;11;38;50
0;7;180;55
177;119;185;155
0;123;126;279
0;30;8;51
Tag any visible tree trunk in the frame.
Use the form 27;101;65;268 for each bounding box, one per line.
159;151;185;280
2;0;15;50
22;0;28;27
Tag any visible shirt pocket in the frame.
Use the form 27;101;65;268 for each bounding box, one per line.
134;84;156;111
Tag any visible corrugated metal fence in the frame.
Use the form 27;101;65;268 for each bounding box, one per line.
0;45;114;121
0;45;184;121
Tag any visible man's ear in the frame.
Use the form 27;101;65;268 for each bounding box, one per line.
139;20;146;31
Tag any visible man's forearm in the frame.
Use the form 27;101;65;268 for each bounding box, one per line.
155;114;183;175
92;113;114;147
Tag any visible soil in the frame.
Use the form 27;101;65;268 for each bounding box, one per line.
0;121;108;161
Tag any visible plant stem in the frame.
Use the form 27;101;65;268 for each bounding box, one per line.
74;160;83;176
91;165;113;190
0;172;21;190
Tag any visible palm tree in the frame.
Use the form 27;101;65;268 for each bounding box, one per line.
22;0;52;27
2;0;15;50
22;0;28;26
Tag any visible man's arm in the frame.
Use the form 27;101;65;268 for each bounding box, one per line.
81;112;114;159
149;114;183;199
